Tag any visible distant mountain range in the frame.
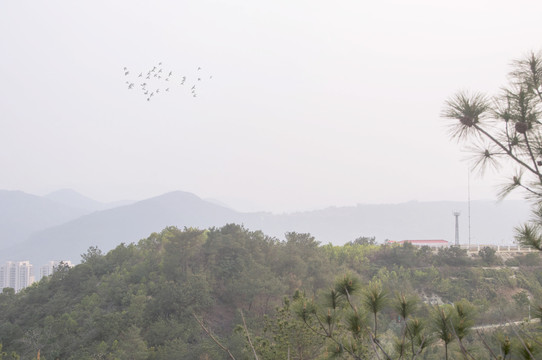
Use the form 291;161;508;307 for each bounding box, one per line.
0;189;533;267
0;190;88;249
44;189;133;213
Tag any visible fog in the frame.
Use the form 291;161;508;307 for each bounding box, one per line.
1;1;541;212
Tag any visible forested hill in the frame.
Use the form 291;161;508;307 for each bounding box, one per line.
1;224;541;359
1;191;244;266
0;225;327;359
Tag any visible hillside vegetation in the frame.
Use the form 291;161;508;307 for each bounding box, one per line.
0;224;541;359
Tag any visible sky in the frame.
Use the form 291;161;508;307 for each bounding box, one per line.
1;1;542;213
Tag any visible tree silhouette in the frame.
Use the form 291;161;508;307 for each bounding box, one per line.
442;51;542;251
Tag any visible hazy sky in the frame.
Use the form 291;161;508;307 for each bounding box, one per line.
1;1;542;213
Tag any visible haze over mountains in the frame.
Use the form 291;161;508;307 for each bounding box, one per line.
44;189;134;213
0;190;88;249
0;189;532;267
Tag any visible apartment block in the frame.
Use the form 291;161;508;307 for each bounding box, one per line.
0;261;35;293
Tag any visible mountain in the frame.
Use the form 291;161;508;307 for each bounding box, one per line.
247;200;532;246
45;189;134;212
0;190;89;249
2;191;243;266
0;189;533;267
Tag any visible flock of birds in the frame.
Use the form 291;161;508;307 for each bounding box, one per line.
123;62;212;101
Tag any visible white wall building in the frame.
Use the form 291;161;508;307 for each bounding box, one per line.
390;240;450;248
0;261;35;293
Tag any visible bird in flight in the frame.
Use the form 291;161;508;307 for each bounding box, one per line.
123;62;213;101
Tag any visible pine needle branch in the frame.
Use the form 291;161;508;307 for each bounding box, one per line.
193;313;237;360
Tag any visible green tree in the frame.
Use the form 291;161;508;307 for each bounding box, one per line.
436;246;471;266
292;275;484;360
443;49;542;358
255;295;324;360
392;293;432;359
362;280;388;339
0;344;19;360
111;326;149;360
295;274;374;360
479;246;498;265
512;290;530;311
442;50;542;250
432;306;455;360
350;236;377;246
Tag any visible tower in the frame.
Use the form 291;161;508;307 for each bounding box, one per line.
453;211;461;246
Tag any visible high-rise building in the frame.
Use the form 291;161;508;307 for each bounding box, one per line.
0;261;35;293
